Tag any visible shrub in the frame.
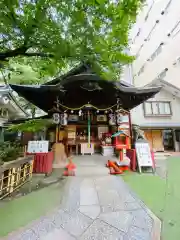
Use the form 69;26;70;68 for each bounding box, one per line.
0;141;23;163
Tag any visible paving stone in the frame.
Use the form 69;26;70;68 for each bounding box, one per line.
124;202;142;211
112;177;129;190
61;183;80;213
98;189;120;205
101;204;115;213
131;209;153;231
100;200;126;213
79;205;101;219
62;199;80;213
123;226;151;240
7;156;159;240
112;181;137;204
31;217;56;238
96;179;135;205
95;178;115;190
41;227;76;240
13;229;38;240
81;179;95;188
52;209;71;228
62;210;93;237
61;187;79;210
76;167;109;176
80;187;99;205
80;219;124;240
99;211;133;233
97;189;126;213
120;192;136;203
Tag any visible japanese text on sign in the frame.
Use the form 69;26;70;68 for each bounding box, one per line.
27;141;49;153
135;142;153;167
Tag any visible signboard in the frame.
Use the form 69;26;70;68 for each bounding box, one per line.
68;114;79;122
97;115;107;122
117;113;129;125
27;141;49;153
135;139;154;173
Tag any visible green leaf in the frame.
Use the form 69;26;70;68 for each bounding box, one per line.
0;0;143;80
8;119;53;133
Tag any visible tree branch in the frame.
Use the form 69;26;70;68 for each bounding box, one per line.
0;45;74;60
24;52;54;58
0;46;28;61
0;45;55;60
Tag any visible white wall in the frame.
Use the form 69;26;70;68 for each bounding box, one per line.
130;0;180;87
131;88;180;126
120;64;133;85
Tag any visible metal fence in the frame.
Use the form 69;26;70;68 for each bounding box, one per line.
0;156;34;200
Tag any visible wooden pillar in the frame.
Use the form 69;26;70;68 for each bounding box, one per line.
119;149;123;161
55;125;59;143
0;173;4;195
128;112;133;147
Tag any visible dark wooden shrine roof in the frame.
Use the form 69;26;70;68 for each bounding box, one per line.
9;63;161;113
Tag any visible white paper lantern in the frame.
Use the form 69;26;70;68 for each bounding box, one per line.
53;113;60;124
109;114;116;125
60;113;68;125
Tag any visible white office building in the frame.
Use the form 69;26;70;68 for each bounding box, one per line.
124;0;180;152
130;0;180;88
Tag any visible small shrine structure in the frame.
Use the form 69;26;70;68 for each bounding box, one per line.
9;62;161;170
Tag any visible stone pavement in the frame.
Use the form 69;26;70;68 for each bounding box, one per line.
6;155;161;240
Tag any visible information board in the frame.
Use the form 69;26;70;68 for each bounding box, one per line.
135;139;154;173
27;141;49;153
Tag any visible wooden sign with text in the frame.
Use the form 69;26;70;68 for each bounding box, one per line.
135;139;154;173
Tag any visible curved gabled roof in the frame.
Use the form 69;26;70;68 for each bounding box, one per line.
9;62;161;113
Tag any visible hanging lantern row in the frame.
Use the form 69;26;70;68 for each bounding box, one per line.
52;111;129;126
62;108;129;115
52;102;128;115
52;112;68;125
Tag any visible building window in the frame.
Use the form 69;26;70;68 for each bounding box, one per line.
173;56;180;66
176;57;180;64
150;43;164;61
136;28;141;37
170;20;180;37
136;44;144;58
132;28;141;44
143;101;171;116
144;2;154;21
157;68;168;79
161;0;172;15
137;64;145;76
145;20;159;41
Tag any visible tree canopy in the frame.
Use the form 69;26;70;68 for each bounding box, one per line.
8;118;53;132
6;62;40;84
0;0;144;80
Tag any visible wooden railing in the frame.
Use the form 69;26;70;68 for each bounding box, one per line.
0;156;34;200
